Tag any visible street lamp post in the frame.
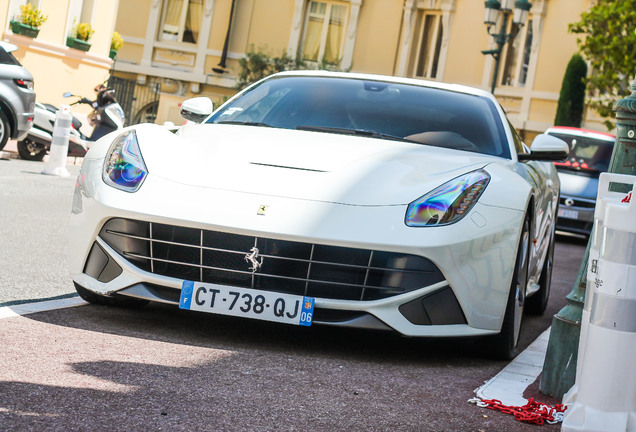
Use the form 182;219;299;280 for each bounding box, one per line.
482;0;532;94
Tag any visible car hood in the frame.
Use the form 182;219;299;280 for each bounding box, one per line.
133;123;499;206
557;170;599;200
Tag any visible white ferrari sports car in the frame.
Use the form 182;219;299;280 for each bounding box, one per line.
67;71;568;359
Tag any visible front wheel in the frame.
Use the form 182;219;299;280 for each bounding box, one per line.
526;221;555;315
488;215;530;360
17;139;47;161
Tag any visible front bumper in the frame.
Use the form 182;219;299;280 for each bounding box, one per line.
68;159;524;338
556;194;595;236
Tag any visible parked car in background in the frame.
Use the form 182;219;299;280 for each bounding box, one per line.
544;126;616;237
68;71;569;359
0;41;35;151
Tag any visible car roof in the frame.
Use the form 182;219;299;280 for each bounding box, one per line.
545;126;615;141
0;41;18;53
270;70;496;100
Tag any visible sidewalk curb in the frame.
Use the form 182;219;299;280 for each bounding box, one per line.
475;327;551;406
0;297;87;319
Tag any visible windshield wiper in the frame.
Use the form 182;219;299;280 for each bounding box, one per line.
296;125;416;143
217;120;272;127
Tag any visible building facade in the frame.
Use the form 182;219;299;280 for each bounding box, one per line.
1;0;119;122
2;0;606;140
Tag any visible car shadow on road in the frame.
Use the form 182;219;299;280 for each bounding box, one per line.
0;304;553;432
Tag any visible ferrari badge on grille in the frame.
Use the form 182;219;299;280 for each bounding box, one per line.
245;247;263;273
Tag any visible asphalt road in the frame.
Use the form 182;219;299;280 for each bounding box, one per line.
0;152;81;305
0;154;587;431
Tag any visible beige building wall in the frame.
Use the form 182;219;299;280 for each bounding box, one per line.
110;0;609;136
2;0;118;118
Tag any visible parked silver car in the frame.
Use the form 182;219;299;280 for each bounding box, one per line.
0;41;35;151
545;126;615;236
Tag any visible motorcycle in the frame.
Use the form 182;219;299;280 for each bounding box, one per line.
17;89;125;161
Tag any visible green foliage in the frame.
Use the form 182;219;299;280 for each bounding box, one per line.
235;46;350;91
71;21;95;42
236;47;305;90
18;3;47;28
554;54;588;127
569;0;636;129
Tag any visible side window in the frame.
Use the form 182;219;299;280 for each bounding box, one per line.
300;1;349;65
508;120;527;155
409;10;443;79
159;0;204;44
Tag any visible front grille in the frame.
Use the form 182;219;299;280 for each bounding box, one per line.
98;218;444;301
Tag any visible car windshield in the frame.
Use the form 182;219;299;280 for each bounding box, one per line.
207;76;510;158
549;132;614;174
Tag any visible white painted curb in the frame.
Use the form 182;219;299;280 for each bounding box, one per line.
475;328;551;406
0;297;87;320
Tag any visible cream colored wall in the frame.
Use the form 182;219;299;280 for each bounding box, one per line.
112;0;151;64
242;0;295;56
443;1;490;86
115;0;151;40
351;0;402;75
90;0;119;54
533;0;586;94
13;45;110;111
0;0;8;31
209;0;232;52
36;0;69;44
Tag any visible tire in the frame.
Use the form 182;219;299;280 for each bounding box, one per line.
526;221;555;315
74;282;149;309
0;110;10;151
17;139;47;161
488;215;530;360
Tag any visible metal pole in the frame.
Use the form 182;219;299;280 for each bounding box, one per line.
540;76;636;398
490;12;509;94
212;0;236;73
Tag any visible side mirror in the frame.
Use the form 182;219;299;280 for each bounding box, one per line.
180;97;213;123
63;92;73;98
518;134;569;161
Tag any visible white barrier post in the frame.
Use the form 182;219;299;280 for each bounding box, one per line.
562;172;636;432
41;105;72;177
564;173;636;407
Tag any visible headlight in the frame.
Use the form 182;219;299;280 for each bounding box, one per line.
405;169;490;227
102;130;147;192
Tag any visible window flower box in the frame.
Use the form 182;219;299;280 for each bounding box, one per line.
66;36;91;52
10;20;40;38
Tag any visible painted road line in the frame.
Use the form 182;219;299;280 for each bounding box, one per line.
475;328;551;406
0;297;87;320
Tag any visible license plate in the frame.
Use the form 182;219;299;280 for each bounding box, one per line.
179;281;314;326
558;208;579;219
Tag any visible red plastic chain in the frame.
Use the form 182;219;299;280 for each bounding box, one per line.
470;397;567;425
